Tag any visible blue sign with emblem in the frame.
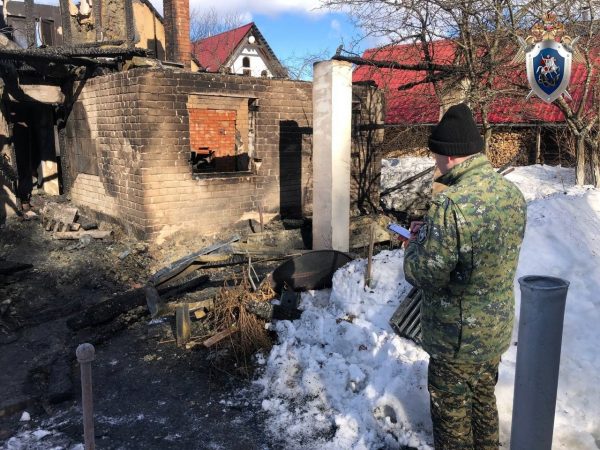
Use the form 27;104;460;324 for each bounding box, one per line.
526;40;572;103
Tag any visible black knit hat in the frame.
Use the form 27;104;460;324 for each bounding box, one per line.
428;103;484;156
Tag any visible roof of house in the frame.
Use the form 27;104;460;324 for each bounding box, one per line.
353;39;594;125
191;22;286;77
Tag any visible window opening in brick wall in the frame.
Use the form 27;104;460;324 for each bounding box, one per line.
188;95;258;176
40;19;54;46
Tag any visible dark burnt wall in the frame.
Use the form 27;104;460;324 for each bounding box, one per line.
62;68;314;241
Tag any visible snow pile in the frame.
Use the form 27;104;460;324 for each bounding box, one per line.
257;252;431;449
504;164;590;201
380;157;434;212
257;163;600;450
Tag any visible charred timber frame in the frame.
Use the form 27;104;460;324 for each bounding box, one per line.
0;47;147;67
331;54;468;90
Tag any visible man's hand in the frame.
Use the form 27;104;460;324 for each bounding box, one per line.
409;221;424;240
398;221;424;249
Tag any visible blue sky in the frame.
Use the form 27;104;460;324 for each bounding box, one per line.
255;11;359;62
253;11;364;78
148;0;371;78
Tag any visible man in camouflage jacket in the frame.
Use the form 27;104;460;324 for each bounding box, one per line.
403;104;527;450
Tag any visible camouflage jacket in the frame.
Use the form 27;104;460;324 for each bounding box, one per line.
404;154;527;363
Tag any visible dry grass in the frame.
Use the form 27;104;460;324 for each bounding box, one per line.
208;276;276;375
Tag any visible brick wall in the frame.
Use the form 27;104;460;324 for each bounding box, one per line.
63;69;315;241
62;68;382;242
162;0;190;67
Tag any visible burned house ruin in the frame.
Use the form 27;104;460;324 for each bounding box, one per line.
0;0;384;242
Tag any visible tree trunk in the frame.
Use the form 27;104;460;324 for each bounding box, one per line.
535;127;542;164
576;135;586;185
483;125;492;156
592;147;600;188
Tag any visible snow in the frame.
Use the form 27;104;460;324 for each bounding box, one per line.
257;161;600;450
380;157;435;212
4;161;598;450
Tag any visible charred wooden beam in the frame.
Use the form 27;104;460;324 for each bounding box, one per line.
60;46;147;58
33;46;147;58
149;235;240;287
0;260;33;275
332;54;465;75
67;274;211;330
0;49;102;66
0;46;147;67
70;40;126;48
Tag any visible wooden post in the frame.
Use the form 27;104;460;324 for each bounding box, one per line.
535;126;542;164
364;223;376;289
76;343;96;450
258;203;264;233
176;304;191;346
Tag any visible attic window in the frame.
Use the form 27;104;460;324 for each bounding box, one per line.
242;57;250;68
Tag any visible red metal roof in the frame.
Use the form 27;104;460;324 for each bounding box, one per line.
353;40;595;125
191;23;254;72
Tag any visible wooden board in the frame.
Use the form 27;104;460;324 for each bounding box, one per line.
53;230;112;240
203;327;238;348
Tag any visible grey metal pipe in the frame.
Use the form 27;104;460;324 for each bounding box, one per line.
76;343;96;450
511;275;569;450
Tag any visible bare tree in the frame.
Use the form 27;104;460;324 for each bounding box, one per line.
323;0;524;148
322;0;600;186
545;1;600;186
189;7;246;42
281;50;332;80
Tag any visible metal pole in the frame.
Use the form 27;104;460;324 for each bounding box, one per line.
511;275;569;450
76;343;96;450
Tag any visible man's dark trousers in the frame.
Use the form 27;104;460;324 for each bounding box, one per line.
428;356;501;450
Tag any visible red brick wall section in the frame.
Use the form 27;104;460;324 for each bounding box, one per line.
189;108;237;171
188;108;236;156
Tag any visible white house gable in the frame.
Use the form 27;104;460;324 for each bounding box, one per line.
229;40;273;77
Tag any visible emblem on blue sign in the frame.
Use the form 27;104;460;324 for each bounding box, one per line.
513;12;581;104
527;41;571;103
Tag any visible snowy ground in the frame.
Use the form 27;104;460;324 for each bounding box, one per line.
257;161;600;450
